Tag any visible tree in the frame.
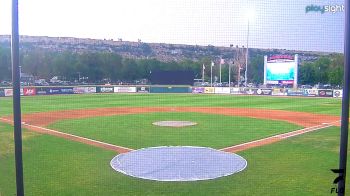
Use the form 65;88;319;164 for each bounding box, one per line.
248;54;264;84
0;46;11;81
299;62;317;85
233;47;245;85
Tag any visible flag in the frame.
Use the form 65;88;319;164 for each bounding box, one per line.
211;61;214;67
220;58;225;65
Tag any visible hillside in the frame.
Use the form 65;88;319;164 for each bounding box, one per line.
0;35;332;63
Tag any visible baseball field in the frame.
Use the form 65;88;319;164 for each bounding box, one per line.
0;93;348;195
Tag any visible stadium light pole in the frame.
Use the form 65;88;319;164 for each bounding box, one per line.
244;9;254;87
11;0;24;195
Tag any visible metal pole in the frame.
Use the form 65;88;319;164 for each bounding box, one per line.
202;64;205;83
211;62;213;87
219;63;222;84
245;19;249;87
338;1;350;195
11;0;24;195
229;64;231;89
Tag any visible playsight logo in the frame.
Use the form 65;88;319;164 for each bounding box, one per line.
305;4;344;14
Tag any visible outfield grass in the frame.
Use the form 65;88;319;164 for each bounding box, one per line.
0;94;342;117
49;112;302;149
1;122;348;196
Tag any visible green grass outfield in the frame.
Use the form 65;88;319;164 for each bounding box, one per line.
0;94;346;195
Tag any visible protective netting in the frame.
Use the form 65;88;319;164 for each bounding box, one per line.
110;146;247;181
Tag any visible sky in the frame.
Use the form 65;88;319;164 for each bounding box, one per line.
0;0;345;53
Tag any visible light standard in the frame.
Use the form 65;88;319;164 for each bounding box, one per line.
244;20;249;87
245;9;254;87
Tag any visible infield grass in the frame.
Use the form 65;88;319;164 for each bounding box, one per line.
49;112;302;149
0;122;348;196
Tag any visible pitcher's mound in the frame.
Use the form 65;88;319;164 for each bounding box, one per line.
152;121;197;127
110;146;247;181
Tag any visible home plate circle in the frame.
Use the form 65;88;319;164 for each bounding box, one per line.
152;121;197;127
110;146;247;181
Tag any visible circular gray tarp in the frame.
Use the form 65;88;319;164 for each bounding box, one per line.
110;146;247;181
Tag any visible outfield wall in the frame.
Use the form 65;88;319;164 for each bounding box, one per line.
0;86;343;98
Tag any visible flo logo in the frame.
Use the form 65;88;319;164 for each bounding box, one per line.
330;169;345;194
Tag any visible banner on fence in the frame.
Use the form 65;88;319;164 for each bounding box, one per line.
192;87;205;94
137;86;150;93
333;90;343;98
204;87;215;94
318;90;333;97
287;89;304;96
23;88;36;96
271;88;287;96
47;87;74;95
5;89;13;97
230;88;241;94
303;89;318;97
256;89;272;95
243;88;256;95
214;87;230;94
114;86;137;93
99;87;114;93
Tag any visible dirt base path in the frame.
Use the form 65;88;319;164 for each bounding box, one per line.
0;107;340;153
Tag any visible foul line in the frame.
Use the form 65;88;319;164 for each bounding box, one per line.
0;117;133;153
220;121;340;153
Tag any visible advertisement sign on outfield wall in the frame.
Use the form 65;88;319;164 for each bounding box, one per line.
4;88;24;96
318;90;333;97
0;89;4;97
333;90;343;98
73;87;85;94
287;89;304;96
303;89;318;97
192;87;205;94
73;87;96;94
137;86;150;93
97;86;114;93
204;87;215;94
45;87;74;95
23;88;36;96
230;88;241;94
271;88;287;96
256;89;272;95
5;89;13;97
243;88;256;95
85;87;97;93
214;87;231;94
114;87;137;93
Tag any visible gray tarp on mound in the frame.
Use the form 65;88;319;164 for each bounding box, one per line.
110;146;247;181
